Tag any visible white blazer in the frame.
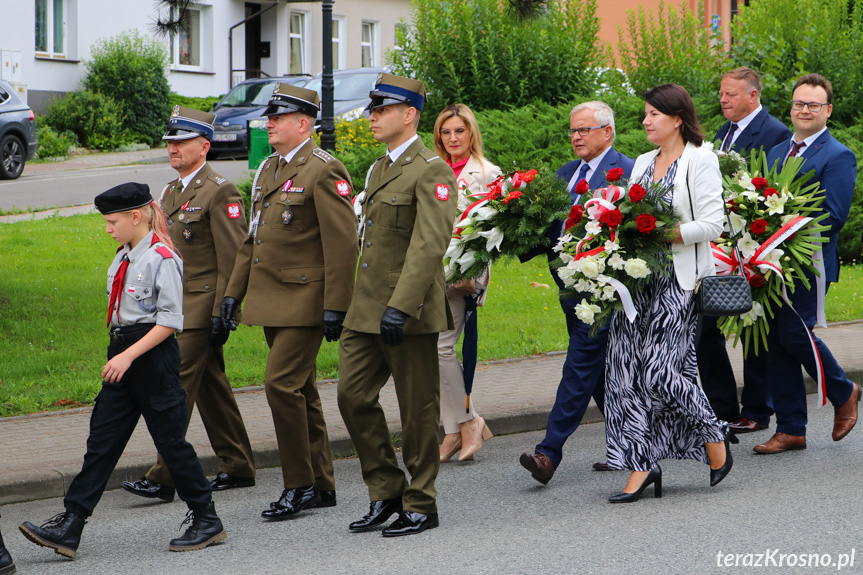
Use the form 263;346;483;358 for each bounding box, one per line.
630;142;724;291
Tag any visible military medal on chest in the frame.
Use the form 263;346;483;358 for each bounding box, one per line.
282;207;293;224
183;225;193;242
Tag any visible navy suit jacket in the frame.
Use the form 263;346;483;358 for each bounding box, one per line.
715;107;791;155
521;146;635;313
766;129;856;283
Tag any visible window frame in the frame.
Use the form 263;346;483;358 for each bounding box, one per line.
332;15;346;70
361;21;378;68
289;10;309;75
35;0;67;58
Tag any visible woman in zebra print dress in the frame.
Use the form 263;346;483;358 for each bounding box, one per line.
604;84;735;503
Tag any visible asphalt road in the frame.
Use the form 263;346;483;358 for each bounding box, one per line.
2;397;862;575
0;159;255;212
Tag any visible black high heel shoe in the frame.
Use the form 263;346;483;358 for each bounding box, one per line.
710;430;739;487
608;466;662;503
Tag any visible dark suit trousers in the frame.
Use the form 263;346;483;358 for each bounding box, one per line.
535;312;607;468
147;328;256;486
64;326;212;517
337;329;440;515
696;316;772;424
262;326;334;491
767;280;854;436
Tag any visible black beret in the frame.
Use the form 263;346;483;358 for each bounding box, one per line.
95;183;154;215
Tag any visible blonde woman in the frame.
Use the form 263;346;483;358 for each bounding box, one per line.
433;104;501;462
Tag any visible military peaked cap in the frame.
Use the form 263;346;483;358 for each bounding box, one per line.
366;73;426;112
163;105;216;141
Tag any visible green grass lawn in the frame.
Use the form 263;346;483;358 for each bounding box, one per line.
1;213;860;417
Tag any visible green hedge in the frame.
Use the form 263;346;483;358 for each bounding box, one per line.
170;92;223;113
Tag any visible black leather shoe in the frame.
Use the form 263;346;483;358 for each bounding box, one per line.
310;490;336;508
19;511;87;559
710;431;738;487
169;502;226;552
0;527;16;575
260;485;320;521
210;472;255;491
382;511;439;537
608;466;662;503
348;498;402;532
121;477;175;502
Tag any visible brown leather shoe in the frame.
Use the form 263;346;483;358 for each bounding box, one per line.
592;461;611;471
753;432;807;454
832;383;861;441
729;417;768;433
519;452;555;485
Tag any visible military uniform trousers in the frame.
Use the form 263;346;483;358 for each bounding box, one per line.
146;328;256;486
262;325;335;491
64;324;212;517
337;328;441;515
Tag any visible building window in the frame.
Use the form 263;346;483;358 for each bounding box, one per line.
394;22;408;54
290;12;306;74
361;21;376;67
170;7;203;68
35;0;65;56
332;17;343;70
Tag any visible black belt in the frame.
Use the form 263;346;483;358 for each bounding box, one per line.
109;323;155;344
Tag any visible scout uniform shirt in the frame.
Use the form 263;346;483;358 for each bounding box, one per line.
161;162;247;330
225;138;358;326
107;231;184;331
345;136;457;334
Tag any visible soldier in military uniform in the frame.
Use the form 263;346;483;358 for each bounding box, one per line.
221;84;358;520
122;106;256;503
337;73;457;537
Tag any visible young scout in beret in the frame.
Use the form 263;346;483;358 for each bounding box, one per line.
20;183;225;558
337;73;458;537
122;106;256;503
221;84;358;520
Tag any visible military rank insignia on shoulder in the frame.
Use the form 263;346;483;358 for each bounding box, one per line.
417;147;441;164
313;148;334;163
208;173;227;185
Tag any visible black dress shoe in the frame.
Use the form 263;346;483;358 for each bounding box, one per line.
381;511;439;537
210;472;255;491
121;477;175;502
0;527;16;575
310;490;336;508
348;498;402;532
19;511;87;559
169;502;226;552
260;485;320;521
608;466;662;503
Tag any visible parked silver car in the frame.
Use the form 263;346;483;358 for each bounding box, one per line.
0;80;37;179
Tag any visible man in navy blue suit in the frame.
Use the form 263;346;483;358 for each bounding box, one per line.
697;67;792;435
754;73;859;454
518;101;634;484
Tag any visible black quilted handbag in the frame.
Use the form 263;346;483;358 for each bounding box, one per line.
686;166;753;317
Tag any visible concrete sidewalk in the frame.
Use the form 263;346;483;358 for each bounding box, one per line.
2;321;861;506
22;147;168;175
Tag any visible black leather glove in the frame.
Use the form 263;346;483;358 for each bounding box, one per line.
209;316;230;347
221;297;241;331
380;306;406;346
323;310;346;342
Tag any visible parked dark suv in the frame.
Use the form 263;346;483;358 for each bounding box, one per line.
209;75;311;158
0;80;37;179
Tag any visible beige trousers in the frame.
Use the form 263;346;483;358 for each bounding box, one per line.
438;294;477;434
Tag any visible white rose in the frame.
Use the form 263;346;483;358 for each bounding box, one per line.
578;257;601;278
623;258;651;279
574;298;601;325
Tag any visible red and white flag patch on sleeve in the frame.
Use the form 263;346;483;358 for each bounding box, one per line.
435;184;449;201
227;203;241;219
336;180;351;196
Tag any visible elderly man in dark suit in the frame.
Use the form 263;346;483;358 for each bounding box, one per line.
754;73;859;454
519;101;634;485
697;67;792;435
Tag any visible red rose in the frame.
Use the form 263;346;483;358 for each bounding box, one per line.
564;205;584;231
751;177;769;190
635;213;657;234
606;167;624;182
574;179;590;195
503;191;522;205
628;183;646;202
763;187;779;198
600;208;623;228
750;218;769;236
748;273;766;288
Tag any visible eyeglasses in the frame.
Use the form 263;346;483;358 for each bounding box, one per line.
567;124;608;137
440;127;469;137
791;100;828;113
